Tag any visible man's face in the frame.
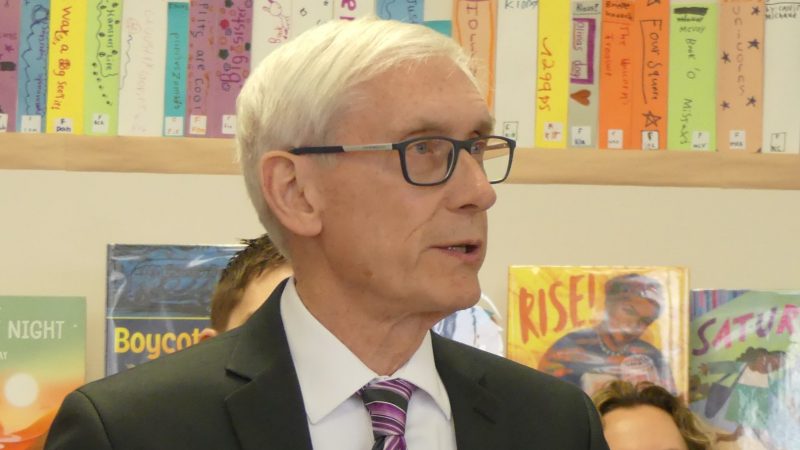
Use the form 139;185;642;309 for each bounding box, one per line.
605;296;660;345
304;56;496;320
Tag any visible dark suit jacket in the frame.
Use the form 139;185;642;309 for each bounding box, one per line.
46;282;608;449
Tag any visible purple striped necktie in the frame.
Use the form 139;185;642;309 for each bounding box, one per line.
359;378;417;450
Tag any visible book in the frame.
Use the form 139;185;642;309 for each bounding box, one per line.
534;0;570;148
667;1;719;151
716;0;765;153
493;0;538;147
185;0;217;136
290;0;333;39
106;244;242;375
163;0;190;137
336;0;376;20
83;0;123;136
205;0;253;138
567;1;601;148
423;0;451;35
598;0;635;149
45;0;88;134
251;0;291;72
507;266;689;397
16;0;51;133
0;296;85;449
453;0;498;109
117;0;167;136
378;0;424;22
762;0;800;153
689;290;800;449
0;0;22;133
631;0;670;150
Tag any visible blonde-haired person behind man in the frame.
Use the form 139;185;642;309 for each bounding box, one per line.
47;17;607;450
594;381;712;450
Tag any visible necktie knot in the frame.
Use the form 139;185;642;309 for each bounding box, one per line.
359;378;416;450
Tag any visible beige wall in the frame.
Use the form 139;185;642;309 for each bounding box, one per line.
1;170;799;381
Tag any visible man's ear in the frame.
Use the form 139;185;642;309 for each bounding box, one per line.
198;328;218;342
260;152;323;237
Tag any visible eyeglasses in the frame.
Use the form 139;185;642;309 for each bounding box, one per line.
289;135;516;186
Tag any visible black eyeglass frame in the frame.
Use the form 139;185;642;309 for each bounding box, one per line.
288;135;516;186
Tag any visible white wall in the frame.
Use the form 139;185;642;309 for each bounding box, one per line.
1;170;799;381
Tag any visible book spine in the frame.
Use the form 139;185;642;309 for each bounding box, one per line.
117;0;168;136
336;0;375;20
290;0;333;39
83;0;123;136
667;1;719;151
535;0;570;148
598;0;635;149
16;0;50;133
46;0;87;134
762;0;800;153
185;0;216;136
163;1;190;137
494;0;538;147
423;0;451;35
377;0;424;22
205;0;253;138
716;0;765;152
567;1;601;148
631;0;670;150
0;0;22;132
453;0;498;109
250;0;291;72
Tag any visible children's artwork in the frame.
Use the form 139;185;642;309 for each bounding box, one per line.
632;0;670;150
0;0;22;132
46;0;88;134
689;290;800;450
0;296;85;449
83;0;123;136
567;0;601;148
762;0;800;153
16;0;51;133
106;244;242;375
508;266;689;397
534;0;570;148
453;0;497;109
598;0;635;149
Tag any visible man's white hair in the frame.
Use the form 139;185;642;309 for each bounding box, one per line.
235;17;479;256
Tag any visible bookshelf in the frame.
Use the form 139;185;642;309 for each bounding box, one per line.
0;133;798;190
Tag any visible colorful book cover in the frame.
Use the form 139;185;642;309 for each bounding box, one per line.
494;0;538;147
762;1;800;153
83;0;123;136
567;1;601;148
16;0;50;133
598;0;635;149
185;0;217;136
163;0;190;137
250;0;291;72
206;0;253;137
689;290;800;449
631;0;670;150
378;0;423;22
716;0;765;153
336;0;375;20
0;296;85;449
423;0;451;35
289;0;333;39
45;0;88;134
0;0;22;133
535;0;570;148
117;0;167;136
667;2;719;151
453;0;497;109
508;266;689;397
106;244;242;375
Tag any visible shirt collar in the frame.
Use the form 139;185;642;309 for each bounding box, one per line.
280;279;452;424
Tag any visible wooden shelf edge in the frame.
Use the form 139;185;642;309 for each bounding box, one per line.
1;134;798;189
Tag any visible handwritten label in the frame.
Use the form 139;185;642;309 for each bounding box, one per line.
189;115;207;135
221;115;237;135
570;18;596;84
607;129;623;149
571;126;592;147
54;117;73;133
543;122;564;142
502;121;519;141
20;115;43;133
0;114;8;132
91;113;109;134
769;132;786;152
729;130;746;150
692;131;710;150
164;116;184;136
642;131;660;150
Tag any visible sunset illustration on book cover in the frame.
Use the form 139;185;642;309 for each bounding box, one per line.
0;296;85;450
507;266;689;397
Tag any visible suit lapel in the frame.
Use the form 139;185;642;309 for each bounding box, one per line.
224;280;313;450
432;334;509;450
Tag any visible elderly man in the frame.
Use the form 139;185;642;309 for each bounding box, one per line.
46;18;607;449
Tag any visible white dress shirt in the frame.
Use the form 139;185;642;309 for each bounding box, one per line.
280;279;457;450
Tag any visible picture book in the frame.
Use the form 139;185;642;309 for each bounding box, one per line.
83;0;123;136
163;0;190;137
45;0;88;134
631;0;670;150
508;266;689;397
535;0;570;148
598;0;635;149
16;0;51;133
378;0;423;22
689;290;800;450
0;0;22;133
567;0;601;148
105;244;242;375
0;296;85;450
762;0;800;153
453;0;497;109
185;0;217;136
